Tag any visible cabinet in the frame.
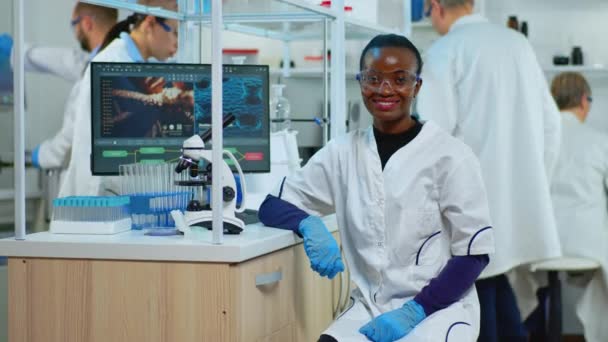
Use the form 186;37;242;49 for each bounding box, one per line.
8;232;345;342
294;232;347;341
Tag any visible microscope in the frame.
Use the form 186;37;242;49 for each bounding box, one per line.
174;114;247;234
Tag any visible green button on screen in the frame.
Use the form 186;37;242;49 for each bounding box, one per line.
102;150;128;158
140;147;166;154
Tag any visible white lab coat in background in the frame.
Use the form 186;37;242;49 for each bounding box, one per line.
37;79;82;170
14;45;88;169
58;34;139;197
416;14;562;317
551;112;608;342
13;45;89;83
274;122;494;341
417;14;561;317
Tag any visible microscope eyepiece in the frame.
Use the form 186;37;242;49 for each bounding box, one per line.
175;156;195;174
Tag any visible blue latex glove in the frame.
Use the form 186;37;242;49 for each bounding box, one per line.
298;215;344;279
359;300;426;342
0;33;13;57
31;145;41;169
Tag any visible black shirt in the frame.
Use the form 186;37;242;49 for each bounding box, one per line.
373;118;423;170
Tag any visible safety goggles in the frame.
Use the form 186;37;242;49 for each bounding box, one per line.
70;16;83;27
156;17;177;36
70;14;95;29
356;70;420;92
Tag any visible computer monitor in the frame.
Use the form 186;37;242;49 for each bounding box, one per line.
90;62;270;175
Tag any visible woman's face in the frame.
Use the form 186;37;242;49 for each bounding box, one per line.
359;46;422;133
147;18;178;61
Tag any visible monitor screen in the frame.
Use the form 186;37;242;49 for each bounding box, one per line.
90;62;270;175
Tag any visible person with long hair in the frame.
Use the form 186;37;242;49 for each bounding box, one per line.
58;0;178;197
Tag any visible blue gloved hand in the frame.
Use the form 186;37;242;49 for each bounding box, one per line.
298;215;344;279
31;145;41;169
0;33;13;57
359;300;426;342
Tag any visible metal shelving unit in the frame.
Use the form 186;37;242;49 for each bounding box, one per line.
10;0;406;242
543;65;608;82
544;65;608;73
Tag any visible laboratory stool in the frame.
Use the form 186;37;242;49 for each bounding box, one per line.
529;257;601;342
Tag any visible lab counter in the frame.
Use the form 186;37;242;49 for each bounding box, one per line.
0;216;344;342
0;216;337;263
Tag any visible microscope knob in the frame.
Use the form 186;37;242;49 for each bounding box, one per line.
187;200;204;212
223;186;236;202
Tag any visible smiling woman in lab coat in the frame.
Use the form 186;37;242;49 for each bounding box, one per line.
58;0;178;197
259;34;494;342
550;72;608;342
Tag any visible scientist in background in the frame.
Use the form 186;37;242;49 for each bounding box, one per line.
550;72;608;342
59;0;178;197
32;2;117;172
416;0;562;341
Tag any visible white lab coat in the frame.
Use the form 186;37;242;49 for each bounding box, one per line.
58;34;141;197
37;79;83;170
550;112;608;342
25;46;88;179
16;45;88;169
273;122;494;341
13;45;89;83
416;14;562;316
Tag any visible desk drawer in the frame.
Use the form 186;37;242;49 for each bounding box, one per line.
234;247;295;341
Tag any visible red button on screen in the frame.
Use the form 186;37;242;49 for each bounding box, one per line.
244;152;264;161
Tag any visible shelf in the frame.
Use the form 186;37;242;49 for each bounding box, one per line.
82;0;337;22
221;21;328;42
344;17;402;38
82;0;402;41
80;0;184;20
543;65;608;82
222;17;401;41
269;67;359;78
543;65;608;73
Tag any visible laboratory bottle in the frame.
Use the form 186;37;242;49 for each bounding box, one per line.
270;84;291;132
571;47;584;65
520;21;528;37
507;16;519;30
